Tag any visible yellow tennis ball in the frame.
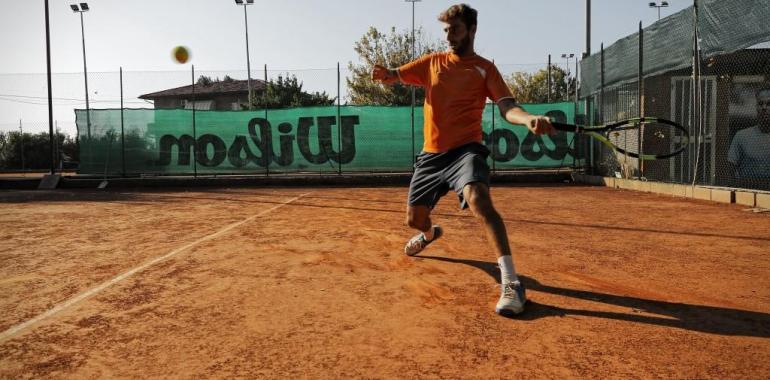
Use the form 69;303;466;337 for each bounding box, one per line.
172;46;190;64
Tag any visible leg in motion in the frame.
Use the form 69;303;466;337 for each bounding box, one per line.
404;205;443;256
463;182;526;316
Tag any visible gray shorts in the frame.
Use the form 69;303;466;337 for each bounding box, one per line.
408;142;491;210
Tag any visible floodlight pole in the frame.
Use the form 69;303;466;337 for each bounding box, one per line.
575;53;580;107
562;53;574;101
236;0;254;110
71;4;91;140
45;0;55;174
584;0;591;58
406;0;421;166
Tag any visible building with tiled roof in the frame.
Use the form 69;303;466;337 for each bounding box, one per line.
139;78;266;110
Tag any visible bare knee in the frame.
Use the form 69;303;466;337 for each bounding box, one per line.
406;206;431;231
464;183;499;221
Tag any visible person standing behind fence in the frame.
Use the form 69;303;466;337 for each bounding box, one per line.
728;88;770;185
371;3;554;316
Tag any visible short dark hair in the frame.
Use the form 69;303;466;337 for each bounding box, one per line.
438;3;477;29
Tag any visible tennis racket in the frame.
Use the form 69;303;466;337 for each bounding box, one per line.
551;117;689;160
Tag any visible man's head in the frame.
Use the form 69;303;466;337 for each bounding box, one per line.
438;4;477;56
757;88;770;132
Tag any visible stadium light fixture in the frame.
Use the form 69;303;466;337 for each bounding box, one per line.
561;53;575;74
649;1;669;21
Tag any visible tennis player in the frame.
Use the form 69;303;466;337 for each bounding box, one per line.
372;3;554;316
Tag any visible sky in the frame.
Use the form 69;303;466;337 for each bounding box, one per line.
0;0;692;134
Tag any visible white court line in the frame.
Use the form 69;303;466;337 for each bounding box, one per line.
0;193;309;344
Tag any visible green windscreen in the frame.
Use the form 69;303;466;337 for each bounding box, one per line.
75;102;577;175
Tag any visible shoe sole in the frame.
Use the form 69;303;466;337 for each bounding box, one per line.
495;307;524;317
495;297;527;317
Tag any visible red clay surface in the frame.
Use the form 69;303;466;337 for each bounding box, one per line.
0;185;769;378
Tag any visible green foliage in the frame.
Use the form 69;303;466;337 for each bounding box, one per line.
504;65;576;103
347;26;444;105
196;75;214;86
197;75;235;86
0;130;78;170
250;74;336;109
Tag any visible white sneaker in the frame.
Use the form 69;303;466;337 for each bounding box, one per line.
495;281;526;316
403;225;443;256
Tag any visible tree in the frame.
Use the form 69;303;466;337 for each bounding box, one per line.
197;75;234;86
504;65;576;103
196;75;214;86
0;130;77;170
347;26;444;105
196;74;333;109
250;74;335;109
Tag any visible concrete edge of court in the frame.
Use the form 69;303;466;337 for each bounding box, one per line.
0;170;574;191
572;173;770;209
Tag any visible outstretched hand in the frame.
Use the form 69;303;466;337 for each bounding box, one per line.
372;64;396;83
526;115;556;135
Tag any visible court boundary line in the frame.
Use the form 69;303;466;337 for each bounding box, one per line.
0;192;309;344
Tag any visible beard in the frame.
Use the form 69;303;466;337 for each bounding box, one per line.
449;34;472;56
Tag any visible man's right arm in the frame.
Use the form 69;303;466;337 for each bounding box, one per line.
497;98;555;135
372;64;400;85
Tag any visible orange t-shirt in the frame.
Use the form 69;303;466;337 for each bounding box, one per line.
398;52;514;153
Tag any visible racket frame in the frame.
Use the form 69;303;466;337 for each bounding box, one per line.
551;117;689;160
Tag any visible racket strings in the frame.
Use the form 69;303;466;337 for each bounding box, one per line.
634;122;686;157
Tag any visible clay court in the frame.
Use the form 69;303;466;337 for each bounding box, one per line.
1;184;769;378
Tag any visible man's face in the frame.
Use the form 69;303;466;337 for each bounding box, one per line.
757;91;770;131
442;18;475;55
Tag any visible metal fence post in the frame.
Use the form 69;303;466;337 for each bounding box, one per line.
638;21;644;179
491;59;496;174
120;67;126;177
337;62;342;175
574;58;579;170
19;119;25;173
491;100;496;174
192;65;197;178
547;54;552;103
594;43;605;175
264;64;269;177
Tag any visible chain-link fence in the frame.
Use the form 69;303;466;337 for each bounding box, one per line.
579;0;770;191
2;60;583;176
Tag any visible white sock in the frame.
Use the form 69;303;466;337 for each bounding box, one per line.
497;255;519;284
422;225;435;241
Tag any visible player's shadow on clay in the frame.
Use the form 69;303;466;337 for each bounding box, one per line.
418;255;770;338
